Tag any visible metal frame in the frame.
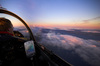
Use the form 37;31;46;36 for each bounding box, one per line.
0;9;37;44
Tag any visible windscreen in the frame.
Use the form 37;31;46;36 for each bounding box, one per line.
0;0;100;66
0;14;30;40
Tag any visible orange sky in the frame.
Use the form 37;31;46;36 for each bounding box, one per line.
2;14;99;29
31;21;100;29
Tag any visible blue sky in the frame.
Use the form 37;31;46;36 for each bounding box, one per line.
0;0;100;28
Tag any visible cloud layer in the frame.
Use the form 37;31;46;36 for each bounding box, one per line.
18;27;100;66
38;32;100;66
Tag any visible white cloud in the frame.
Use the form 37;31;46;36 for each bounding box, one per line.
39;32;100;66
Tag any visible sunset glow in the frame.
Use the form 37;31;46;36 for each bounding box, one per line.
31;21;100;29
0;0;100;29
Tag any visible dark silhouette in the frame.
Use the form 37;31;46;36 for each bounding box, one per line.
0;18;32;66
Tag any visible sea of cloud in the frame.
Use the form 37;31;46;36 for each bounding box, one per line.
16;27;100;66
37;31;100;66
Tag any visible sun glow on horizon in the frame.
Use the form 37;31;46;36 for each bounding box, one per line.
30;20;100;29
0;13;100;29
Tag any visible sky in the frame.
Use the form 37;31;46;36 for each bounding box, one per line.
0;0;100;29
